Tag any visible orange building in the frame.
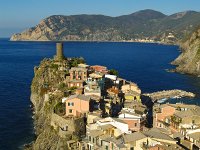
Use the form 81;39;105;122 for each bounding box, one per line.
155;104;176;128
65;95;91;117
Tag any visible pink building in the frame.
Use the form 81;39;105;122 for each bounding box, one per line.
155;104;176;128
65;95;91;117
69;67;88;81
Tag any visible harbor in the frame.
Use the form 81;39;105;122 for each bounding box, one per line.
144;89;196;103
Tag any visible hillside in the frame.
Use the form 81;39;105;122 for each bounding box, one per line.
172;26;200;75
10;9;200;43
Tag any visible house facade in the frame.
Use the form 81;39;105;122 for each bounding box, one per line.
65;95;90;117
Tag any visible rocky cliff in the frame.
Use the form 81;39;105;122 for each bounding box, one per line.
10;10;200;43
28;57;85;150
172;26;200;75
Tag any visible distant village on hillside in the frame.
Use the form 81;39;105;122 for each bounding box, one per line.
32;43;200;150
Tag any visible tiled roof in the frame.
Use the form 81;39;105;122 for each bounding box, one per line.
174;108;200;118
67;94;91;101
188;132;200;141
143;128;175;141
70;67;87;71
99;134;111;141
112;118;127;124
123;132;146;143
88;130;104;137
99;124;115;130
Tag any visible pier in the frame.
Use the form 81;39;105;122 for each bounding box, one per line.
144;89;195;103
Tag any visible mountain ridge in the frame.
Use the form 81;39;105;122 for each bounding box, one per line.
10;9;200;43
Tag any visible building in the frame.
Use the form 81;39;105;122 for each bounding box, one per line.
90;65;108;74
84;73;104;97
67;67;88;94
144;128;177;145
85;117;131;150
119;108;146;131
121;82;141;94
171;105;200;131
155;104;176;129
123;132;148;150
186;130;200;149
65;95;91;117
122;82;141;102
69;67;88;81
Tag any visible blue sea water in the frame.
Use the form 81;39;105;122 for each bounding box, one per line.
0;38;200;149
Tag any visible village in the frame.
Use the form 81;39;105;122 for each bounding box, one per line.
35;43;200;150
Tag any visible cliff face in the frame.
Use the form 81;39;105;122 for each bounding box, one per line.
10;10;200;43
29;58;85;150
172;27;200;75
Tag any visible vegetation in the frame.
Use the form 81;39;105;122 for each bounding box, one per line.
11;10;200;43
109;69;119;76
50;64;59;70
68;57;86;68
58;82;66;90
54;102;66;116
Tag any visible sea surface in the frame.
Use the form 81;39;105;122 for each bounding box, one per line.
1;38;200;149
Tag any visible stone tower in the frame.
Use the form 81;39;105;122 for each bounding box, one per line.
54;43;65;61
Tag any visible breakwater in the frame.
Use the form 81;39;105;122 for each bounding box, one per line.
144;89;195;103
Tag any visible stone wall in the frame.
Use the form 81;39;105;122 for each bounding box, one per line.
51;113;86;137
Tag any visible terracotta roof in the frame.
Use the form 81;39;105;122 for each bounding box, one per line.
107;87;119;95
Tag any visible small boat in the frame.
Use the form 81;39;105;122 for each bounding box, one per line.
157;98;168;103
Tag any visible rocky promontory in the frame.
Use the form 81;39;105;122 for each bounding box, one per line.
172;26;200;76
29;48;87;149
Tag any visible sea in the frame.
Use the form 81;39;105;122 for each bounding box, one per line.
1;38;200;149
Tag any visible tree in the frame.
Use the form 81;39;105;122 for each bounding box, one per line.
109;69;119;76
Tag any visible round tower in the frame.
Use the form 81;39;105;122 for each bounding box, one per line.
55;43;65;61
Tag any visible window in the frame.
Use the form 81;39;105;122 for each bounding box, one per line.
135;123;137;127
105;146;108;150
89;136;91;142
69;109;73;113
130;147;134;150
68;102;74;106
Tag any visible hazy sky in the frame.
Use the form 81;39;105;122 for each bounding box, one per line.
0;0;200;37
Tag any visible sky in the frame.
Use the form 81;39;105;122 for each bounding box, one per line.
0;0;200;37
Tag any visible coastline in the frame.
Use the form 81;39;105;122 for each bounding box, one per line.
9;38;178;46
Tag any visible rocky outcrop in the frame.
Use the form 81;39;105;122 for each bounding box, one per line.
10;10;200;43
172;27;200;76
28;58;85;150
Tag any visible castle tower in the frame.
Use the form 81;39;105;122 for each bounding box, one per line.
54;43;65;61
